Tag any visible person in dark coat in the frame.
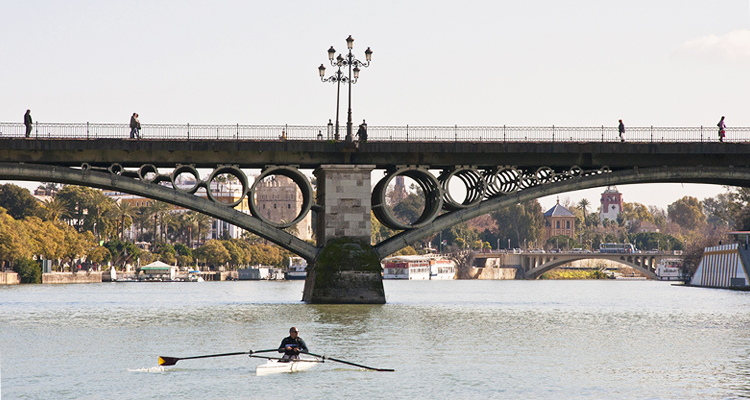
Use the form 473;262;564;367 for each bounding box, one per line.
129;113;140;139
356;119;368;143
278;327;308;360
24;110;33;138
618;119;625;142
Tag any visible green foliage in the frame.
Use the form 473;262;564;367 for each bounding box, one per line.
546;235;578;250
391;246;417;257
491;200;545;248
0;184;41;220
105;239;141;266
539;269;608;280
153;242;176;264
631;232;683;251
371;212;397;244
13;257;41;284
667;196;706;231
195;239;231;268
56;185;118;239
174;243;192;257
620;202;654;224
86;246;111;264
392;193;425;225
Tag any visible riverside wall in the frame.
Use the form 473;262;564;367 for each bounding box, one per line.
43;272;102;284
469;255;523;280
1;271;20;285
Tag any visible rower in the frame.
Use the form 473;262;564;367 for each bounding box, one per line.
278;327;308;360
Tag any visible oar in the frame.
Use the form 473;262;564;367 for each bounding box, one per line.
249;354;323;363
304;352;394;372
159;348;278;366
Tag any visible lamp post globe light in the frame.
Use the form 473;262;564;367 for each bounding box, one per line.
318;35;372;141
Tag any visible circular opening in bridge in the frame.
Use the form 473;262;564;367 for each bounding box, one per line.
138;164;159;182
438;168;485;211
247;166;314;230
207;167;247;207
371;167;443;230
172;165;202;194
382;175;426;226
485;167;520;197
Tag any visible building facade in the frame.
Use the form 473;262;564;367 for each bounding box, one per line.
254;175;313;241
600;186;623;223
543;200;576;241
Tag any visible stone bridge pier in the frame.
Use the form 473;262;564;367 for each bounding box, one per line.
302;165;385;304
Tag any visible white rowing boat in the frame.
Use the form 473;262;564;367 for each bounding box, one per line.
255;357;320;376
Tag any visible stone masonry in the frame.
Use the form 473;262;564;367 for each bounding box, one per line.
314;165;374;246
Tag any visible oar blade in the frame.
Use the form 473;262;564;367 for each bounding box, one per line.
158;356;179;366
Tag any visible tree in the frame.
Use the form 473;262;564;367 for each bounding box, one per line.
56;186;118;239
113;201;137;241
392;193;425;225
667;196;706;231
0;184;41;220
0;208;32;267
620;202;654;224
145;201;172;244
195;239;230;268
491;200;545;249
577;199;591;227
40;197;70;222
13;257;41;284
546;235;578;250
86;246;111;265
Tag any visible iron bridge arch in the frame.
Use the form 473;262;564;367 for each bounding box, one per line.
1;162;749;261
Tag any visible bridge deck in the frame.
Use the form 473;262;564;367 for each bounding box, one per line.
1;138;749;169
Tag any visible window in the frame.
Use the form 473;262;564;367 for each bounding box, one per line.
274;204;277;209
566;221;570;229
556;221;560;229
288;204;291;209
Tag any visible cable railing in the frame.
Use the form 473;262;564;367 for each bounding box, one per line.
0;122;747;143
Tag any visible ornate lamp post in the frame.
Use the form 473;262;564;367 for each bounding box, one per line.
318;35;372;141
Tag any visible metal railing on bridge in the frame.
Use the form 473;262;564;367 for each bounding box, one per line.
1;122;747;143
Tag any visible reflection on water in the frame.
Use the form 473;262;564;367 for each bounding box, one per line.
1;280;750;399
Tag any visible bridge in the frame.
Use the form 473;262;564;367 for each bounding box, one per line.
473;251;683;279
2;122;749;303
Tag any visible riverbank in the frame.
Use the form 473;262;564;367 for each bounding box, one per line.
1;271;19;285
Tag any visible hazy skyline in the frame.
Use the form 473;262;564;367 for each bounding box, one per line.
2;1;748;211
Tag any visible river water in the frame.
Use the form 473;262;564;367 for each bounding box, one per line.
1;280;749;399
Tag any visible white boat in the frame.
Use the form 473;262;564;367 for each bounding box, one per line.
285;257;307;280
656;259;685;281
187;270;205;282
429;258;456;280
255;357;319;376
382;255;455;280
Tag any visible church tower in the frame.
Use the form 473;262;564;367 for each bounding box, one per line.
599;186;623;223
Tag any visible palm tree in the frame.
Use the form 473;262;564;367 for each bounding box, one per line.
577;198;591;226
41;198;70;223
146;201;172;245
134;206;152;242
194;213;212;247
113;201;137;241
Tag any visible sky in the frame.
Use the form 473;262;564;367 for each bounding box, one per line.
1;0;749;211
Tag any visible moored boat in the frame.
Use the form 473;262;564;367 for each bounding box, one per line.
285;257;307;280
382;255;455;280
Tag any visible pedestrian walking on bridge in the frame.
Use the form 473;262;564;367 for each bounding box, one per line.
618;119;625;142
130;113;140;139
717;116;726;142
24;109;33;138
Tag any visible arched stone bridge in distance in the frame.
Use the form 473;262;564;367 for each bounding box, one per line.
473;251;684;280
2;134;750;303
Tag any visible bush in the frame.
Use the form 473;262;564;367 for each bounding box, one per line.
14;257;41;284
